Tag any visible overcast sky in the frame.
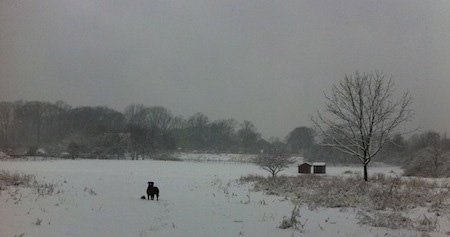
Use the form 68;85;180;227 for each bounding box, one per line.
1;1;450;139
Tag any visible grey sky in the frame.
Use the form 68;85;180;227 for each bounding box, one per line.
1;0;450;139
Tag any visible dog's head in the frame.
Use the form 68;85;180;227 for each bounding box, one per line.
148;181;154;186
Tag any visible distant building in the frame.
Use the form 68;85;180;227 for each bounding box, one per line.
36;148;47;156
298;162;312;174
313;162;326;174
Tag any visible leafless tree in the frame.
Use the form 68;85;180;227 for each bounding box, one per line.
253;150;295;177
14;101;59;145
0;101;14;146
427;132;446;176
124;104;146;125
124;104;147;159
238;120;261;151
143;106;174;133
311;71;414;181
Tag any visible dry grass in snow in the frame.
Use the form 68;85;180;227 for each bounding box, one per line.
239;172;450;234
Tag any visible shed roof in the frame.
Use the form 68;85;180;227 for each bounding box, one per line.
313;162;326;166
298;162;312;166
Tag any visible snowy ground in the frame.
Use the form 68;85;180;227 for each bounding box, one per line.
0;158;447;237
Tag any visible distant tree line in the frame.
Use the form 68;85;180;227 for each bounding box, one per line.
1;100;449;176
0;100;307;158
307;129;450;177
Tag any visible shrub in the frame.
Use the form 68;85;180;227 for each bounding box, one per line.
404;150;450;178
278;205;306;231
150;153;181;161
0;170;57;196
252;151;295;177
357;211;412;229
0;170;34;187
26;146;38;156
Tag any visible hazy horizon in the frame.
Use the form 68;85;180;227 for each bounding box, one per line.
1;1;450;139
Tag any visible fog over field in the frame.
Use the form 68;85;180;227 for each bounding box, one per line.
2;2;450;234
1;1;450;138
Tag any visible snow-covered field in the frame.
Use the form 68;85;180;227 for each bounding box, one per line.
0;158;447;237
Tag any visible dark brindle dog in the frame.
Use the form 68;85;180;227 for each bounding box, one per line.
146;182;159;201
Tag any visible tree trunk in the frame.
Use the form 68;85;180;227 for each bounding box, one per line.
3;126;8;146
363;164;368;181
36;122;41;145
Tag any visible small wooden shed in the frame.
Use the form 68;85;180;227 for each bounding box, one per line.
313;162;326;174
298;162;312;174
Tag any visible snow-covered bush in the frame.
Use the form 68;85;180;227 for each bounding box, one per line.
0;170;58;196
252;151;295;177
404;150;450;177
151;153;181;161
278;205;306;231
0;151;11;160
0;170;34;188
357;211;413;229
357;211;439;232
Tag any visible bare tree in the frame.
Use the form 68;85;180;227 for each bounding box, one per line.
253;150;295;177
285;126;316;154
238;120;261;152
427;132;446;176
14;101;59;145
187;113;210;149
0;101;14;146
124;104;147;159
311;71;413;181
124;104;146;125
144;106;174;133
